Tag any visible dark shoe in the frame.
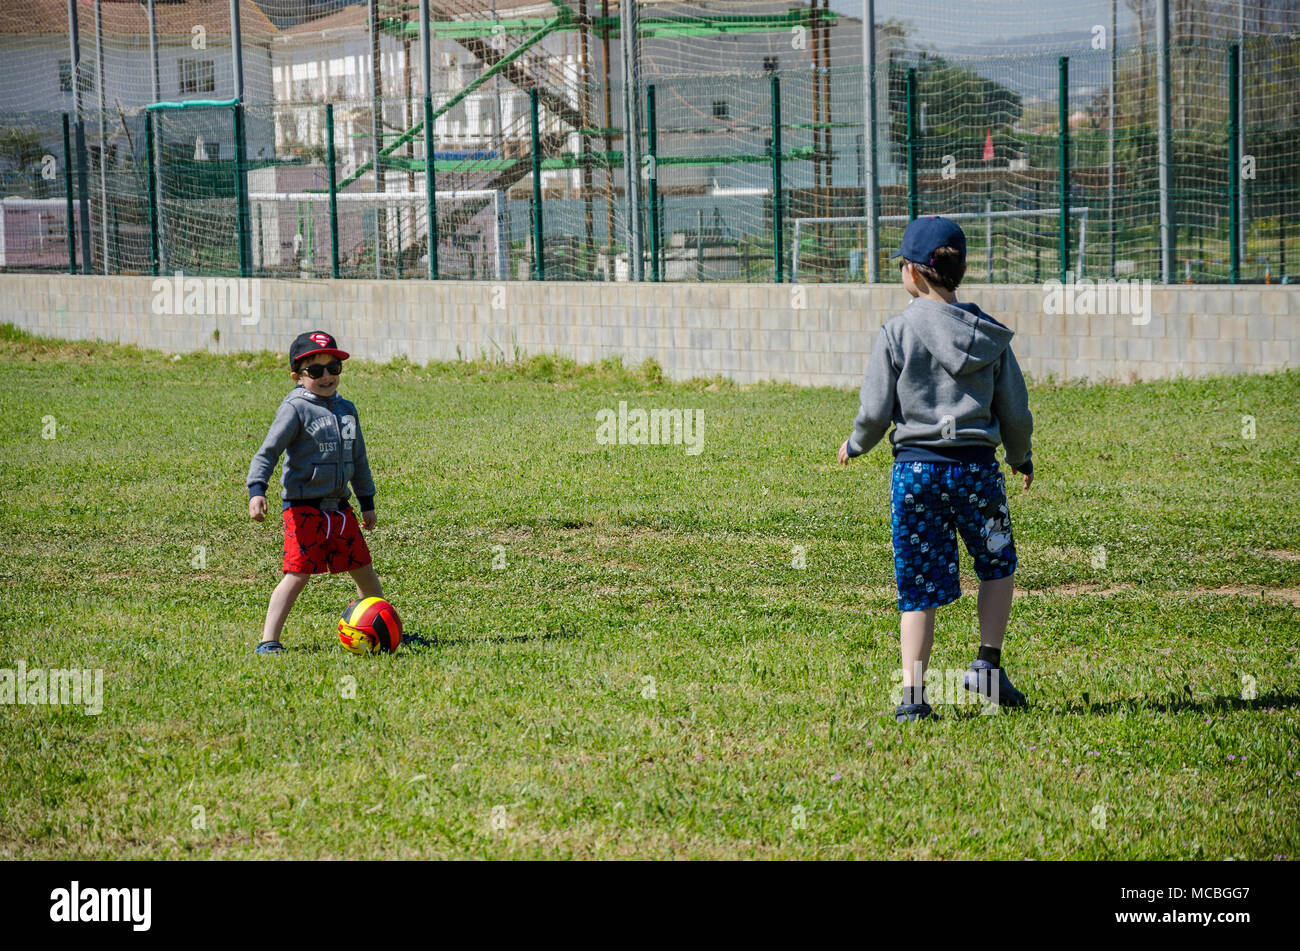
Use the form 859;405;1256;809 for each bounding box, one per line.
963;659;1028;707
255;640;285;655
895;702;935;722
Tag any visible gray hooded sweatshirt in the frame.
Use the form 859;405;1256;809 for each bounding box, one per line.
247;386;376;510
846;297;1033;471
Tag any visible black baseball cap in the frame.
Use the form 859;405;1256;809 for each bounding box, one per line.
891;215;967;265
289;331;349;367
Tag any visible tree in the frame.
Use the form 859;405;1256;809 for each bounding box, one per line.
0;126;43;171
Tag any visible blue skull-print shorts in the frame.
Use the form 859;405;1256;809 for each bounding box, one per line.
890;460;1017;612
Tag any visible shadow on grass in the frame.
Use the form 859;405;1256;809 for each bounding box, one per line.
1066;691;1300;716
400;624;585;650
905;692;1299;721
272;624;584;658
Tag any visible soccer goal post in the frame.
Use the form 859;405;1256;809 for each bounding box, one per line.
791;208;1090;284
245;189;508;281
145;98;251;277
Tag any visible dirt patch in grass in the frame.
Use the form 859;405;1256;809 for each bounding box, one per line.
1180;586;1300;608
1017;583;1138;598
1018;581;1300;607
1259;549;1300;562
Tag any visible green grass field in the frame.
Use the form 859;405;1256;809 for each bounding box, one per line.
1;325;1297;859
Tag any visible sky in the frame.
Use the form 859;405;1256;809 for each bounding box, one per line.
832;0;1143;52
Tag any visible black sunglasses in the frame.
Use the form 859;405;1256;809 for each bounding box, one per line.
299;361;343;379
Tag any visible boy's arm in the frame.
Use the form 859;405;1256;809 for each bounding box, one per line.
247;401;299;499
844;327;899;458
992;346;1034;473
351;411;376;513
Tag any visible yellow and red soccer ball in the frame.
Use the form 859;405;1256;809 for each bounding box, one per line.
338;597;403;654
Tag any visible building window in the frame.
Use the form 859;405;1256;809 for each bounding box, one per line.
712;100;728;119
179;59;216;95
763;56;778;72
58;59;96;94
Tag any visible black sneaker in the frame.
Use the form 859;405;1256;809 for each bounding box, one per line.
255;640;285;655
895;702;935;722
963;659;1028;707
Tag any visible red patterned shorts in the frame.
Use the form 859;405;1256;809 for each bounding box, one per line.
282;504;372;575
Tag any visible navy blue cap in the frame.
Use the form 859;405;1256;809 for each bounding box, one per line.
891;215;966;264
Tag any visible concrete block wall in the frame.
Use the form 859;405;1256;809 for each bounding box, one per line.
0;274;1295;387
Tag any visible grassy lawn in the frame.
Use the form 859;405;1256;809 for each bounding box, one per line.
0;324;1297;859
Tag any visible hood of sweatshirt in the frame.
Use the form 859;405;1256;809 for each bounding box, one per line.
902;297;1014;377
287;385;339;408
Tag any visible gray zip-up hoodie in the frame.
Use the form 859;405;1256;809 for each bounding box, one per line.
247;386;376;510
846;297;1033;471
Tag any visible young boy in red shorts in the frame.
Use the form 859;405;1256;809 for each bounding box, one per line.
247;331;382;654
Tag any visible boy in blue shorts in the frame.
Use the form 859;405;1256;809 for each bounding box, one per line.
838;216;1035;721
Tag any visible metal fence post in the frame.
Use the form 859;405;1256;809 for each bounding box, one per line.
621;0;644;281
494;189;508;282
530;88;545;281
145;110;158;276
696;208;704;281
1107;0;1116;278
771;74;783;283
326;103;340;279
62;113;76;274
233;102;252;277
906;66;918;221
66;0;92;274
369;0;383;278
1156;0;1173;282
863;0;879;281
985;197;993;279
1059;56;1070;284
420;0;437;279
1228;44;1240;285
647;84;660;282
94;0;108;274
424;96;438;280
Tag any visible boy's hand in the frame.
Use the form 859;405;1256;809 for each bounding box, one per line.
249;496;268;521
361;509;377;530
838;440;852;465
1010;466;1034;490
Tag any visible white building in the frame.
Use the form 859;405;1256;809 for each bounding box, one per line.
270;0;576;186
266;1;888;196
0;0;279;160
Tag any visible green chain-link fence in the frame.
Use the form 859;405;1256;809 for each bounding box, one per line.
0;2;1294;283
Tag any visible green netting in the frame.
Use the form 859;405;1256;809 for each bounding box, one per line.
153;103;242;275
2;1;1296;283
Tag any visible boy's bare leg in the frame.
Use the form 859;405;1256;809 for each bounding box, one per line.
348;563;383;600
977;575;1015;651
900;608;937;688
262;571;311;643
